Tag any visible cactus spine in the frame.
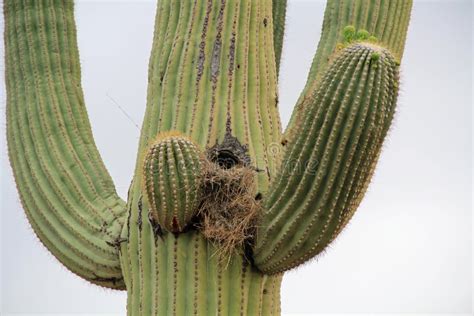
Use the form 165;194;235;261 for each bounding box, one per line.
4;0;412;315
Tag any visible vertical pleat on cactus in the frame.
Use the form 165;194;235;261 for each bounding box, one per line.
271;0;287;76
4;0;413;315
4;0;127;289
254;43;399;274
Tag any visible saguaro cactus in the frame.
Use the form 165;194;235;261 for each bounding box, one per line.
4;0;412;315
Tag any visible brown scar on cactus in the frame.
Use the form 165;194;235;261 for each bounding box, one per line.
143;129;260;259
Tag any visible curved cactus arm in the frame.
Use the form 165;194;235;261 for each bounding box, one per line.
253;0;412;274
284;0;413;137
4;0;127;289
272;0;287;77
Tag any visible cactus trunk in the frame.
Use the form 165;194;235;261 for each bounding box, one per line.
121;0;283;314
4;0;413;315
121;230;281;315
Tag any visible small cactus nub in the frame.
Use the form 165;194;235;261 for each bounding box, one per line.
143;132;203;233
4;0;413;313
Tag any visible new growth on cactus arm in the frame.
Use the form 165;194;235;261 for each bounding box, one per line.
4;0;412;315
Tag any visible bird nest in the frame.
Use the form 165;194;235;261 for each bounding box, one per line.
197;159;260;262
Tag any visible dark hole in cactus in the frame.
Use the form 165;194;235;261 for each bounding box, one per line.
215;150;240;169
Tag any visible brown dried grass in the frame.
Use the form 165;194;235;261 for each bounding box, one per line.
197;160;260;263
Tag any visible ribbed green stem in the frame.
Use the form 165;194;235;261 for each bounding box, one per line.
122;0;283;314
254;43;399;274
120;230;281;315
272;0;287;76
4;0;126;288
285;0;412;136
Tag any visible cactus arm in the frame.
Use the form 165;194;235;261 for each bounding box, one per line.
4;0;127;289
143;134;203;233
284;0;413;137
253;0;412;274
130;0;282;192
272;0;287;76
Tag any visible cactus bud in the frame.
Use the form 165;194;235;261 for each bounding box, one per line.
255;43;400;274
343;25;356;43
143;132;203;233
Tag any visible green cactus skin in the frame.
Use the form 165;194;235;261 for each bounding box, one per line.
254;43;399;274
4;0;127;289
121;0;283;313
143;133;203;233
4;0;412;315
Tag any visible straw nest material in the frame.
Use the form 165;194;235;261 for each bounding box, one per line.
197;159;260;261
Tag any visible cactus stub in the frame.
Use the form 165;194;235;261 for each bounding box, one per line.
143;133;203;233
